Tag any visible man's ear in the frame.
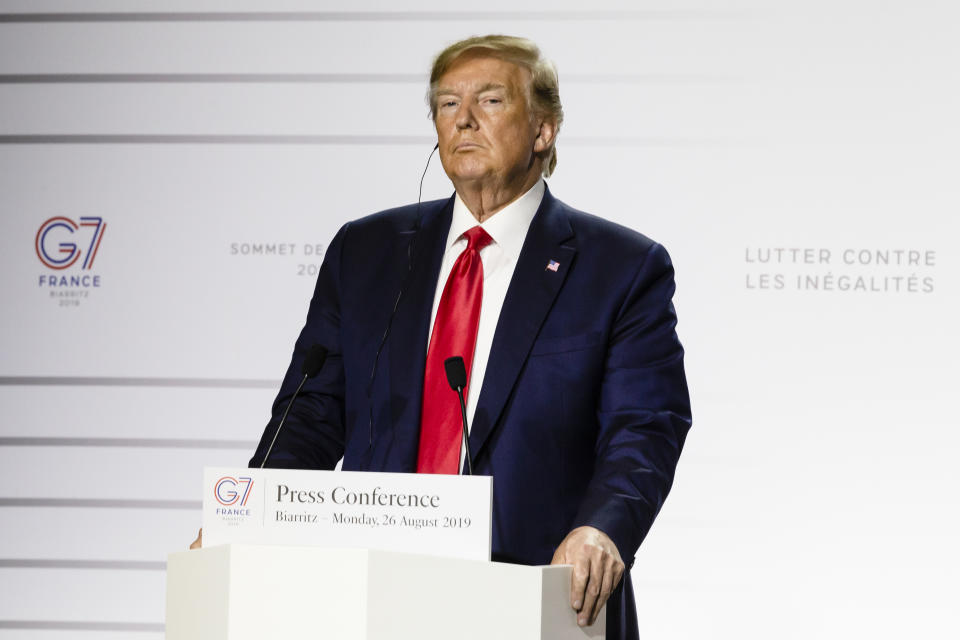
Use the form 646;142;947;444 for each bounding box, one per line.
533;119;558;153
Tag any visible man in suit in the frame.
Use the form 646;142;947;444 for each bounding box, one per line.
247;35;692;639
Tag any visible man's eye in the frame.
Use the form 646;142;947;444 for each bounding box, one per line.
441;100;458;108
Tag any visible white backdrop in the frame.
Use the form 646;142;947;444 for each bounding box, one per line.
1;1;957;638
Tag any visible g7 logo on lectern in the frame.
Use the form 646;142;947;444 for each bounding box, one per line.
35;216;107;270
215;476;254;507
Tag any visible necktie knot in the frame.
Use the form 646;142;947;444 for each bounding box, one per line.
463;226;493;253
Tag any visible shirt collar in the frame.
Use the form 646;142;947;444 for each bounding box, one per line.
447;178;545;258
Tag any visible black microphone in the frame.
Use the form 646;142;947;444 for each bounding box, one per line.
260;344;328;468
444;356;473;476
301;344;328;378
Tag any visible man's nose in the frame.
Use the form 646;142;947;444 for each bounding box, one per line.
455;102;477;130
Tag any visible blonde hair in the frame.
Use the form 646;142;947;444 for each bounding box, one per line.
428;35;564;177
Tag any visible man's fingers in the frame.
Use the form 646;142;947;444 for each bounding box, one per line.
189;527;202;550
551;526;626;627
570;555;591;611
590;558;617;625
577;552;603;626
550;547;565;565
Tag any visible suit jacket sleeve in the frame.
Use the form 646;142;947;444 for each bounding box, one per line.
570;242;692;565
248;223;350;469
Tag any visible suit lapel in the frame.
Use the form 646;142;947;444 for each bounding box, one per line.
468;189;576;464
383;197;454;471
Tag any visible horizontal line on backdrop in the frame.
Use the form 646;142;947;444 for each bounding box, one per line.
0;558;166;571
0;620;164;632
0;72;735;85
0;134;738;147
0;375;278;388
0;437;256;450
0;134;430;145
0;497;200;510
0;72;421;84
0;11;754;23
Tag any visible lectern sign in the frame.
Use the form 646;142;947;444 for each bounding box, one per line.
202;467;493;561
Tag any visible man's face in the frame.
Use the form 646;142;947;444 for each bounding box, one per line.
433;54;544;189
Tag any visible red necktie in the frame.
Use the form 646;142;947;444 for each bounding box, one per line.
417;226;493;474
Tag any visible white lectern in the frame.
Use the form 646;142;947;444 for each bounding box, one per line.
167;544;604;640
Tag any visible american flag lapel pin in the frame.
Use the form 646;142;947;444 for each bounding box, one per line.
546;259;560;272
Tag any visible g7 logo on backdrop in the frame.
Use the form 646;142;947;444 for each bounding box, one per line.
35;216;107;270
215;476;254;507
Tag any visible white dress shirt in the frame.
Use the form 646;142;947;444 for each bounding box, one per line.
426;178;545;467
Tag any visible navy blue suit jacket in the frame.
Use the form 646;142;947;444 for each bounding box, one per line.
251;187;692;639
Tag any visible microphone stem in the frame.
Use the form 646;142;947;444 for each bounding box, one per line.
261;372;308;469
457;387;473;475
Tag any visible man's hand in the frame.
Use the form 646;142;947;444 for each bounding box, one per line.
189;528;202;550
550;526;625;627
